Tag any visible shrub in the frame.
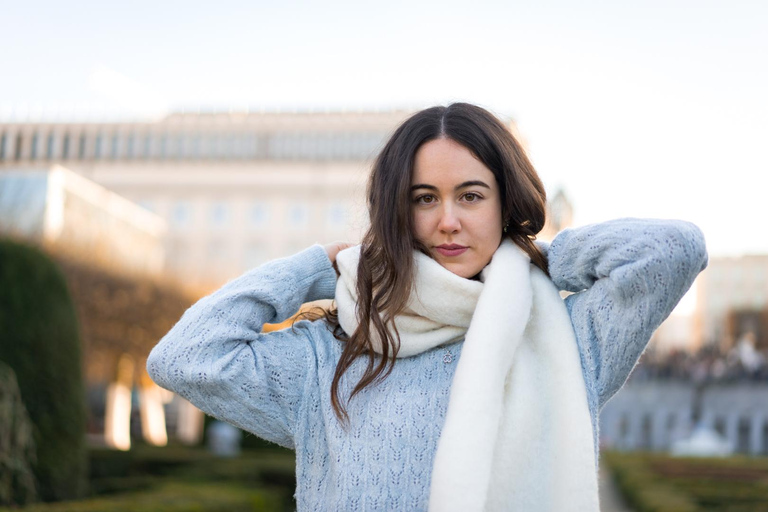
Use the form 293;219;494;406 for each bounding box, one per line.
604;451;698;512
0;239;88;502
0;361;38;506
603;450;768;512
0;481;284;512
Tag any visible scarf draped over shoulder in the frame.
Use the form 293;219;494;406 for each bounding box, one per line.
335;239;600;512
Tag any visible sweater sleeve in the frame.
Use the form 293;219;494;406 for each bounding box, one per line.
146;244;338;449
542;218;708;410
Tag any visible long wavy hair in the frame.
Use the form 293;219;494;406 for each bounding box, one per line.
306;102;549;425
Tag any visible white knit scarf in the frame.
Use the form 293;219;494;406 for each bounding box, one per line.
335;239;600;512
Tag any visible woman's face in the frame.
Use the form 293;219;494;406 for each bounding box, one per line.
410;137;503;279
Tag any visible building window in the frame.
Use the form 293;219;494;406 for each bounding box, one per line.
176;134;185;159
166;134;176;159
46;133;56;159
178;134;189;159
326;202;347;229
78;134;87;159
0;133;6;160
62;134;70;159
166;134;180;159
94;134;104;159
159;135;169;159
30;133;39;160
252;134;265;159
335;133;352;159
189;134;201;159
144;134;152;159
268;134;282;159
249;202;270;228
199;134;212;159
231;133;243;159
209;202;230;227
14;134;22;160
243;134;257;159
111;134;120;159
126;134;135;158
206;134;217;159
172;201;192;227
314;133;329;160
222;133;235;159
297;133;309;159
288;204;309;229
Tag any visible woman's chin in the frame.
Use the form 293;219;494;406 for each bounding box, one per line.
435;260;479;280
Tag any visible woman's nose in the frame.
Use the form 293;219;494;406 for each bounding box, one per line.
438;206;461;233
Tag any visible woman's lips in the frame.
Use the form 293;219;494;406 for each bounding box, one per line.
435;245;468;257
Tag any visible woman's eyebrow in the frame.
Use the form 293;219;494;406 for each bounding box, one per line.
456;180;491;190
410;180;491;192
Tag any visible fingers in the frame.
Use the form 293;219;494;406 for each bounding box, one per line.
323;241;356;265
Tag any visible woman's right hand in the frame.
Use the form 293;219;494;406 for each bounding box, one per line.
324;241;356;275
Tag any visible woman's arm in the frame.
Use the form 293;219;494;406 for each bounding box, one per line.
541;217;708;410
146;244;338;449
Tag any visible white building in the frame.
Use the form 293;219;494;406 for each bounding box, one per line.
693;254;768;352
1;109;563;294
0;165;166;278
1;111;410;292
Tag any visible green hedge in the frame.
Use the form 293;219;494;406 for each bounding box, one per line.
88;443;295;490
0;444;296;512
603;450;768;512
0;239;88;502
0;361;39;506
0;481;283;512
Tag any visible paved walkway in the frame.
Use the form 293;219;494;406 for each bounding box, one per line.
599;460;634;512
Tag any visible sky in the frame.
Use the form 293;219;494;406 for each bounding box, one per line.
1;0;766;258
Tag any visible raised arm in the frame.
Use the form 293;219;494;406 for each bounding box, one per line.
540;218;708;410
146;244;338;449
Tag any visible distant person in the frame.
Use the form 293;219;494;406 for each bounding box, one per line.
147;102;708;511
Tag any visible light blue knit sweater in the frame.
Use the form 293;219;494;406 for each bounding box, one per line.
147;217;708;511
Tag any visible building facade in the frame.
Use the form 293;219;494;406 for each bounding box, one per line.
0;110;569;294
600;381;768;456
693;254;768;352
0;165;166;278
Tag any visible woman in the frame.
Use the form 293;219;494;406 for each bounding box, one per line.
147;103;708;511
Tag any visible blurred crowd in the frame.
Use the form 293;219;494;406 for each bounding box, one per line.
631;334;768;384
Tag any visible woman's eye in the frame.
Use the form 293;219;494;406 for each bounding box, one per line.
463;192;481;202
415;195;436;205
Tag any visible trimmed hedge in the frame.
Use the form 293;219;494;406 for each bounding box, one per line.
0;361;38;506
0;444;296;511
88;443;295;491
0;239;88;502
603;450;768;512
0;481;283;512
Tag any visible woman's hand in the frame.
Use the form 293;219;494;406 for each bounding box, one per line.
324;241;356;275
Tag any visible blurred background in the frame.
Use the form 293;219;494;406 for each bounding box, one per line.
1;1;767;511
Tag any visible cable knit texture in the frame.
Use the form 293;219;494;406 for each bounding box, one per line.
146;217;708;511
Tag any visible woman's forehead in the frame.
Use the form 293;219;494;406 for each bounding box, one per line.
412;139;495;187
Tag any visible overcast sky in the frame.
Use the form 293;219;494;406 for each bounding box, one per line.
2;0;766;258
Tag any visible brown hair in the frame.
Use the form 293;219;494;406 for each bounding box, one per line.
305;103;548;425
